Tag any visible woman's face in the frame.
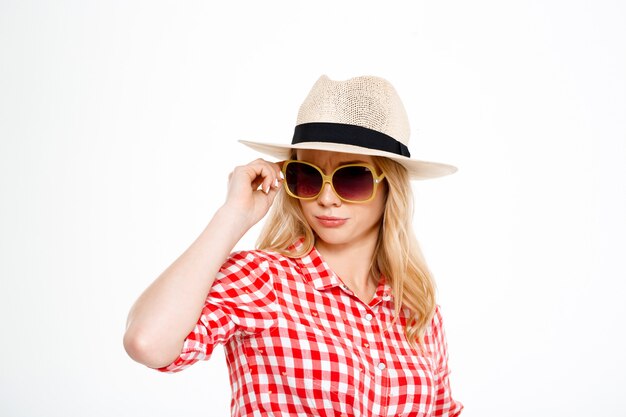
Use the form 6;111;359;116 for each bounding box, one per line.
295;149;387;250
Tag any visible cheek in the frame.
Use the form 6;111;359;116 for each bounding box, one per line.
371;187;388;220
299;200;315;220
368;205;386;226
355;203;385;228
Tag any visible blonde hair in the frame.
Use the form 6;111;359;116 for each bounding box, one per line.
256;155;437;346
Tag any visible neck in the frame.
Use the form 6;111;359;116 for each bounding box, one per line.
316;233;380;296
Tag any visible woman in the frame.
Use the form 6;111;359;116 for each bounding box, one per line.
124;75;463;416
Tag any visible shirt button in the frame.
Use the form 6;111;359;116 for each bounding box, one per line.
365;313;373;321
363;342;369;348
377;362;386;370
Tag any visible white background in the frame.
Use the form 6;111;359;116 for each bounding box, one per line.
1;1;625;416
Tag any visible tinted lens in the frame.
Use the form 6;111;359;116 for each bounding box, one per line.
285;162;323;198
333;165;375;201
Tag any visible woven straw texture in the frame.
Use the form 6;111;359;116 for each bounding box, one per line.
296;75;411;145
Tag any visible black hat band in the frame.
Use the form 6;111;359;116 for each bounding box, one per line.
292;122;411;157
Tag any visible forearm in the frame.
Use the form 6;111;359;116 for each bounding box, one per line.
123;205;251;368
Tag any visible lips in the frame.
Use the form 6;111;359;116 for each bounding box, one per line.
315;216;348;227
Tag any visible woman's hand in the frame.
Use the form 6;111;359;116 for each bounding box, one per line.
223;158;284;228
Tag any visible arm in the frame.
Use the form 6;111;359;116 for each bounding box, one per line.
123;159;283;369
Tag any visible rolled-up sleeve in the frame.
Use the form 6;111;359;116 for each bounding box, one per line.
158;251;278;373
431;306;464;416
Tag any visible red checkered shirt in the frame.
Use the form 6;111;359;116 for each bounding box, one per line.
159;241;463;417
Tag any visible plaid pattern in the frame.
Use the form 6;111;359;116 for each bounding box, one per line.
159;242;463;417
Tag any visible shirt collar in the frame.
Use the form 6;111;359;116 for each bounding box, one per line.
292;239;394;306
369;276;393;307
294;240;343;291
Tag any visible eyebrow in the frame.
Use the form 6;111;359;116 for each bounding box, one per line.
301;159;370;166
294;155;377;174
301;160;373;173
340;159;369;165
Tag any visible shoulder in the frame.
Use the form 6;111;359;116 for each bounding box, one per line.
221;249;295;271
208;250;289;303
216;249;298;285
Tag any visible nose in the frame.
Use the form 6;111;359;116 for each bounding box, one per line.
316;181;341;207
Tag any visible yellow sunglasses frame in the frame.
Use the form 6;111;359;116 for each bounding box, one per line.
281;160;386;203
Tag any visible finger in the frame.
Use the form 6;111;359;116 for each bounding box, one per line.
227;165;266;195
270;165;283;190
263;178;283;203
243;159;285;194
250;162;279;194
251;177;265;191
274;161;286;182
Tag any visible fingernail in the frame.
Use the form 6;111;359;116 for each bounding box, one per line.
279;171;284;180
265;185;270;194
273;178;279;188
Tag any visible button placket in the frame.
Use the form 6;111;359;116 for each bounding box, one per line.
362;312;374;351
361;309;385;383
364;310;376;346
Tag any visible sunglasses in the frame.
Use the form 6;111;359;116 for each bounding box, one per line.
281;160;386;203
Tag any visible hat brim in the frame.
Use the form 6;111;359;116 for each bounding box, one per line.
239;140;457;180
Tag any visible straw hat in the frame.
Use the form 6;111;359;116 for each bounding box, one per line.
239;75;457;180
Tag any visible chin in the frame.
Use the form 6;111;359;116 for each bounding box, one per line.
312;228;353;247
